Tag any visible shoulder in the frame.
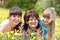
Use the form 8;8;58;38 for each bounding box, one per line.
0;19;9;32
0;19;9;25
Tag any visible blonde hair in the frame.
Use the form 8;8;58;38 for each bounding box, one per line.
43;7;56;40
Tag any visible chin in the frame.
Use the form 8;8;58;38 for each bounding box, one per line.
14;23;18;25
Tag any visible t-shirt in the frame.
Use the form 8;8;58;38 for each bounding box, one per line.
0;19;9;32
0;19;22;32
22;27;42;40
39;18;50;36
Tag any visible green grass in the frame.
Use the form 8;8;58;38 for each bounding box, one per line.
0;7;9;23
56;18;60;27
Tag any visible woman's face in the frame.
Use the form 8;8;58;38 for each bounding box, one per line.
9;15;21;26
27;17;38;30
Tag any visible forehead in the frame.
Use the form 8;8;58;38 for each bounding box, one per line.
43;12;50;15
29;16;37;19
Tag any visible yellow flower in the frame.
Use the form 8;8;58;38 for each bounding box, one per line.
6;32;10;35
8;35;11;38
10;31;14;34
12;37;15;39
14;32;22;36
31;33;35;36
0;32;3;36
32;36;36;40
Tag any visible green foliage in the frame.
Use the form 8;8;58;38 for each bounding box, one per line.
4;0;37;11
55;0;60;16
0;8;9;23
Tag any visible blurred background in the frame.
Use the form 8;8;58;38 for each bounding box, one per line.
0;0;60;40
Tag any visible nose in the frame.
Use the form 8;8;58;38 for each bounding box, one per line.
15;16;19;21
43;19;47;23
44;18;47;21
32;19;35;22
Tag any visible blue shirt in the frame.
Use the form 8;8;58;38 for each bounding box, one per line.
39;18;50;36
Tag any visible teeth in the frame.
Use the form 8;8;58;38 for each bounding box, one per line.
32;25;34;27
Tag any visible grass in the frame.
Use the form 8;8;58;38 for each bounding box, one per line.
0;7;9;23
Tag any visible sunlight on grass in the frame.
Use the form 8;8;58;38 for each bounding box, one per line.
0;8;9;23
56;18;60;27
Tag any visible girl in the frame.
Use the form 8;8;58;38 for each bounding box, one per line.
0;6;22;33
22;10;42;40
39;7;56;40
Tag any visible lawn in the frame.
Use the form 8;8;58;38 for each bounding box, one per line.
0;7;60;40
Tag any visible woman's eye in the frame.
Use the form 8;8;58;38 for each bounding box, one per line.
18;15;20;17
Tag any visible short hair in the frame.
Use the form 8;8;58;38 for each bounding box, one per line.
9;6;22;16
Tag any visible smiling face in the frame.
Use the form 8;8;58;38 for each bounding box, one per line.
27;16;38;30
24;10;39;31
9;15;21;26
43;11;52;27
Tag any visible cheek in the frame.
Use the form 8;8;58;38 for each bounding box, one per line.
19;17;22;20
18;18;21;21
28;21;31;25
10;17;14;21
36;20;38;24
28;21;32;27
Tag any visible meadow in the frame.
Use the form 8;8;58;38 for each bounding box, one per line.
0;7;60;40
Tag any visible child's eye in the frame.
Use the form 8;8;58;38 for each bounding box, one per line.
43;15;50;19
13;15;16;17
47;16;50;19
18;15;20;17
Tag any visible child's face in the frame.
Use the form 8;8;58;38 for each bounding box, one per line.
9;15;21;26
27;17;38;30
43;13;51;26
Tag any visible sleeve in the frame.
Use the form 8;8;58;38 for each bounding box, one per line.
38;18;49;36
38;18;43;28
